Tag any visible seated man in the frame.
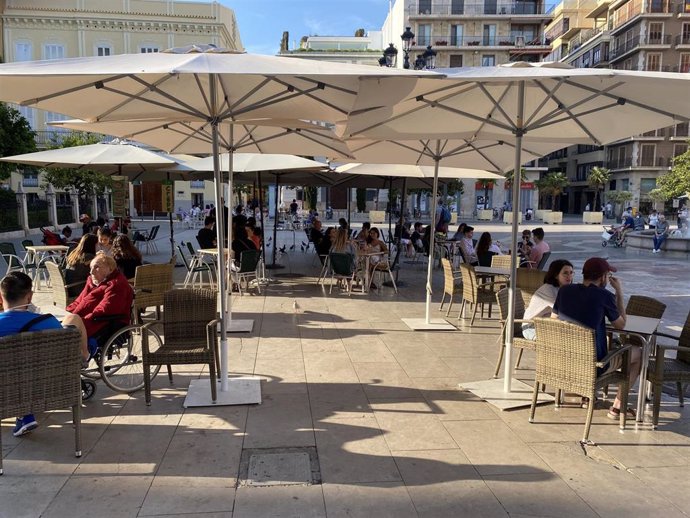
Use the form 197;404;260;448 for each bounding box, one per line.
524;227;549;268
552;258;641;418
618;213;635;245
410;221;425;252
66;252;133;354
0;272;88;437
309;219;325;248
197;216;217;249
459;225;478;265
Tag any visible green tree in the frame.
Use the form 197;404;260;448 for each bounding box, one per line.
354;28;365;37
607;190;633;218
356;188;366;212
0;102;37;180
656;145;690;199
587;166;610;211
41;132;113;197
304;186;318;210
540;171;569;211
504;168;526;186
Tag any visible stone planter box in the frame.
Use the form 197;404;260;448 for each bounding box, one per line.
582;211;603;224
534;209;551;221
450;212;458;225
477;209;493;221
503;211;522;224
544;212;563;224
369;210;385;224
626;230;690;259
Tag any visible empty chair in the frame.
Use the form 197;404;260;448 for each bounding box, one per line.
0;242;26;276
45;261;85;308
142;289;220;406
490;255;512;269
232;249;262;296
132;262;175;322
178;244;215;289
493;287;536;377
439;257;462;317
458;263;499;325
0;328;83;474
530;318;632;444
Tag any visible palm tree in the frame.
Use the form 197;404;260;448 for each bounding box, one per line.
477;179;495;209
543;172;569;211
587;166;610;212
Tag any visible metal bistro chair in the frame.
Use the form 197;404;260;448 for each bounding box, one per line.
368;253;398;293
458;263;500;325
493;287;537;377
529;318;632;444
178;245;215;289
439;257;462;317
141;288;220;406
0;242;26;276
231;249;262;296
648;310;690;428
328;252;359;295
0;328;83;474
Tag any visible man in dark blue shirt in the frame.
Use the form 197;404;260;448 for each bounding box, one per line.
552;258;640;419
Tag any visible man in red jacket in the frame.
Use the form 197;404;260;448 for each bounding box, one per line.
66;252;133;339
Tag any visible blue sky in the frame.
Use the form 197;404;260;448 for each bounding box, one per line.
214;0;392;55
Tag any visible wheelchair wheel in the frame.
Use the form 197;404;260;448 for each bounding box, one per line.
81;379;97;401
99;325;162;393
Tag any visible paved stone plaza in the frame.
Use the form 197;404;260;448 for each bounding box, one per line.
2;217;689;517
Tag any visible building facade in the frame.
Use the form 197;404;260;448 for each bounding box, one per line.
542;0;690;215
1;0;242;217
279;32;385;66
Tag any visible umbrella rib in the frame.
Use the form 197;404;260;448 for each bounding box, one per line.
298;129;354;159
20;74;129;106
96;81;202;120
222;77;272;114
423;99;515;134
464;141;504;172
126;75;209;119
476;83;516;131
195;74;214;116
522;78;567;128
346;102;430;137
293;76;358;96
534;102;621;137
531;81;600;143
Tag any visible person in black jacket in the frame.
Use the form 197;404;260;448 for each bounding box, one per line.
197;216;217;249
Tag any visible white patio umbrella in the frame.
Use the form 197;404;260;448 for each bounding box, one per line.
335;163;502;324
0;44;430;405
339;62;690;395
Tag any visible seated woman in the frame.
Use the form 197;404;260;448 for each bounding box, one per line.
330;227;356;257
112;234;143;280
231;223;258;269
64;234;98;297
474;231;502;267
66;253;134;353
521;259;574;340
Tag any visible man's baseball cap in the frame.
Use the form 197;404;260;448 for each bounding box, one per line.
79;214;89;222
582;257;617;278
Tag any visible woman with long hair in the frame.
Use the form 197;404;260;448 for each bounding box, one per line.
522;259;574;340
474;231;503;266
64;234;98;296
330;227;356;256
112;234;143;279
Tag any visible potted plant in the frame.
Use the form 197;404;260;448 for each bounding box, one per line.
499;40;513;46
468;41;480;46
435;40;448;46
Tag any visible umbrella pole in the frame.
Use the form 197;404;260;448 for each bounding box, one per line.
504;80;525;393
257;171;268;278
227;134;235;322
425;145;441;324
167;172;175;260
387;176;393;260
267;174;283;268
347;188;351;230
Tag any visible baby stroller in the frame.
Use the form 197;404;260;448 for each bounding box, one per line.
601;225;624;247
40;227;64;246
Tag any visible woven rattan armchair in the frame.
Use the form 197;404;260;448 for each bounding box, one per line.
490;255;512;269
439;258;462;316
516;268;546;307
0;328;82;474
529;318;632;444
45;261;85;309
648;310;690;428
493;287;536;377
458;263;500;325
141;289;220;406
133;262;174;322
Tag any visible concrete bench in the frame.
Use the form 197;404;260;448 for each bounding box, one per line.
582;212;603;224
543;212;563;224
503;211;522;224
626;230;690;259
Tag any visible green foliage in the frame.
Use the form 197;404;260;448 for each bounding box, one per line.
354;28;365;37
536;171;569;210
607;190;633;218
0;103;37;180
445;179;464;196
656;145;690;200
356;188;366;213
587;166;610;211
504;168;527;185
41;131;113;197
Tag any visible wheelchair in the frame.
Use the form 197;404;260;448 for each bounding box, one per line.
80;300;163;401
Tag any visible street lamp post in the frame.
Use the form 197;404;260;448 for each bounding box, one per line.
401;27;415;69
378;27;436;70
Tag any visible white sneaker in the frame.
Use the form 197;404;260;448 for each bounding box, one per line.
652;249;657;253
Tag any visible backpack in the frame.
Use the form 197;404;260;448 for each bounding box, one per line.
440;206;451;224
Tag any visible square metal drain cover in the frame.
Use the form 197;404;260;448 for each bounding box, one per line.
239;447;321;487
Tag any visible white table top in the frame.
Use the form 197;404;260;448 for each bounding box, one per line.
25;245;69;252
615;315;661;336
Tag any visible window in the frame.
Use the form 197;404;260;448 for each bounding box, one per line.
592;46;601;64
417;24;431;46
676;122;689;137
96;45;112;57
418;0;431;14
582;51;591;68
43;44;65;60
673;143;688;157
648;22;663;44
646;53;661;71
640;178;656;193
451;0;464;14
449;55;463;67
139;46;159;54
483;24;497;46
639;143;656;166
621;179;630;191
14;42;32;61
451;25;464;46
481;54;495;66
682;23;690;45
680;53;690;73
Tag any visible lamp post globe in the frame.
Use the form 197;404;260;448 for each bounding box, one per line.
400;27;415;69
423;45;437;69
383;43;398;67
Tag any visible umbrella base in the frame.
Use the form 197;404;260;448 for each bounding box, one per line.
265;263;286;270
402;318;456;331
183;377;262;407
460;378;554;411
217;319;254;333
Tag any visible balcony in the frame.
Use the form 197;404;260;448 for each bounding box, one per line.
426;34;551;47
606;156;671;169
190;180;205;189
408;1;549;16
676;33;690;46
611;0;672;32
22;177;39;188
642;33;672;45
545;18;570;41
610;34;640;60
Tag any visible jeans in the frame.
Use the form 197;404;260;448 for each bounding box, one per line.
653;234;667;251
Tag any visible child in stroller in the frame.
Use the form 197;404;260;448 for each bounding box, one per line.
602;224;626;247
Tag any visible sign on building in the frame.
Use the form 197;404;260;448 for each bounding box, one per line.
161;180;174;213
111;176;129;218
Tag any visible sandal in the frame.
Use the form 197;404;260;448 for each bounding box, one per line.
607;406;636;420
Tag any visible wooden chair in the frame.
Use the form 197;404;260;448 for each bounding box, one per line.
132;263;174;322
648;310;690;428
458;263;500;325
529;318;632;444
141;289;220;406
0;328;83;474
493;287;536;377
439;258;462;316
45;261;85;309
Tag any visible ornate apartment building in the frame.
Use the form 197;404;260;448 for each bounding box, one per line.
0;0;243;216
542;0;690;214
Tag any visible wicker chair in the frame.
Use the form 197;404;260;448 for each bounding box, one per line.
648;310;690;428
45;261;85;309
141;289;220;406
132;262;174;323
0;328;82;474
458;263;500;325
490;255;512;269
529;318;632;444
439;258;462;316
516;268;546;307
493;287;536;377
